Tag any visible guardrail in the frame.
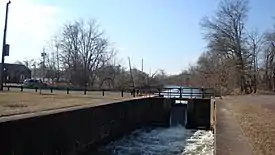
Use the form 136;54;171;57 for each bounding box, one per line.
3;85;216;99
156;87;215;99
3;85;140;98
2;85;163;98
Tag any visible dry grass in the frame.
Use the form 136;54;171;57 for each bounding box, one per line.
222;96;275;155
0;91;133;117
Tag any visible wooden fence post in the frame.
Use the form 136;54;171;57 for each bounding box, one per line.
158;89;161;97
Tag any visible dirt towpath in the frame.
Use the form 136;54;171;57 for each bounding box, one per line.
216;95;275;155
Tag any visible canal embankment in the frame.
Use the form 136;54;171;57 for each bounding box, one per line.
0;97;172;155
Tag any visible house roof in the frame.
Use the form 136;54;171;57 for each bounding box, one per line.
0;63;31;74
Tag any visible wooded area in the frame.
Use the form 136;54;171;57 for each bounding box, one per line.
15;0;275;94
15;19;164;89
184;0;275;95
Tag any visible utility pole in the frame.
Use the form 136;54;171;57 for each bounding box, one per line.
128;56;135;88
141;58;143;73
41;48;46;82
186;77;190;86
32;62;36;79
141;58;146;86
0;1;11;91
56;44;60;82
112;50;115;66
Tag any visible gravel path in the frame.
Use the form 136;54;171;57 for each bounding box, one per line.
216;99;253;155
219;95;275;155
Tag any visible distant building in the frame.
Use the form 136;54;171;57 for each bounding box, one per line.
0;63;31;83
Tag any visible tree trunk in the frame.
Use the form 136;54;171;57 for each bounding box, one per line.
273;67;275;91
253;74;257;93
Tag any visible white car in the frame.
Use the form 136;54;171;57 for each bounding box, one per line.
23;79;47;88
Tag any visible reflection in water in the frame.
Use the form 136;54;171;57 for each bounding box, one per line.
92;126;214;155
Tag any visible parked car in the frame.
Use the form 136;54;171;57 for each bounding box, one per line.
23;79;47;88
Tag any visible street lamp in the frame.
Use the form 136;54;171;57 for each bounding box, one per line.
0;0;11;91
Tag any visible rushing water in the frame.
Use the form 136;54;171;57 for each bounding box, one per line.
92;126;214;155
91;85;214;155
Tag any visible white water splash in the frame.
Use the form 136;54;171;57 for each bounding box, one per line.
182;130;214;155
93;126;214;155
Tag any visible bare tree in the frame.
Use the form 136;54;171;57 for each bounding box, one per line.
15;59;34;69
113;66;131;89
58;19;113;87
261;31;275;91
44;52;57;82
201;0;250;93
45;36;62;83
195;50;237;94
95;49;125;88
246;30;263;93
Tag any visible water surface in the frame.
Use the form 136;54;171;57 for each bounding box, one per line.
92;126;214;155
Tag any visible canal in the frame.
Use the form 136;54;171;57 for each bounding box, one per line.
91;86;214;155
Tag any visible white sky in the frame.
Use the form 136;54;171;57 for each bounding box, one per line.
0;0;61;63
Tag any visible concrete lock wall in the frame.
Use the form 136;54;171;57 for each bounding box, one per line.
0;97;173;155
185;98;213;130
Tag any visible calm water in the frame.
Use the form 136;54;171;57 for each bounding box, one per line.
92;126;214;155
161;86;203;99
